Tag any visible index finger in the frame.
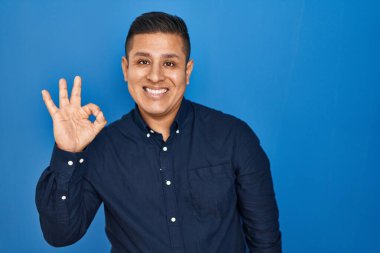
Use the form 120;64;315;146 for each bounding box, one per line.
70;76;82;107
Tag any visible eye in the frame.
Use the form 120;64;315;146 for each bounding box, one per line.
164;61;175;67
137;59;150;65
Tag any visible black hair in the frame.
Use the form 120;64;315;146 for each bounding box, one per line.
125;11;191;62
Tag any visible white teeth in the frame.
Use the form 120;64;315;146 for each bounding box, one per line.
145;87;168;95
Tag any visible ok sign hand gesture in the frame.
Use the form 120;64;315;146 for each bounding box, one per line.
42;76;107;153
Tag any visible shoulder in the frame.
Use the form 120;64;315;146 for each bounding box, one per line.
190;100;257;139
190;100;238;124
88;109;135;149
104;109;135;136
190;100;261;148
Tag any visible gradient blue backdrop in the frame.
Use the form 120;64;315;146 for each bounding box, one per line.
1;1;379;252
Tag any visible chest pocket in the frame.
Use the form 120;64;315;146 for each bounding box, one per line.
188;163;236;219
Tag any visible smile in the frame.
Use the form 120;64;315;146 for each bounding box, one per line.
144;87;169;95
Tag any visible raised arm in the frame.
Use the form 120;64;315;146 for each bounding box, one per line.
36;76;107;246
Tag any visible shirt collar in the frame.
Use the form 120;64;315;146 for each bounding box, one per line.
132;97;191;133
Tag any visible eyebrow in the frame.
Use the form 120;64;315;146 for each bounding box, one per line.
162;53;180;59
133;52;180;59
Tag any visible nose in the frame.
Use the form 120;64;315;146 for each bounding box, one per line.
147;62;164;83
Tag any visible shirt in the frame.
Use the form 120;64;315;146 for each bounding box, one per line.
35;97;282;253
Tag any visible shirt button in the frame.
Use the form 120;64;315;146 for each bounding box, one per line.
170;217;176;222
79;158;84;164
162;146;168;151
146;133;150;138
176;129;180;134
61;195;67;200
67;160;73;166
166;180;171;186
150;129;154;133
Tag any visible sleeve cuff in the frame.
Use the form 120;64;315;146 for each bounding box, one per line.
50;143;88;181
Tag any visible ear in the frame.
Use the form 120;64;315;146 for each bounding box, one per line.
121;56;129;82
185;59;194;85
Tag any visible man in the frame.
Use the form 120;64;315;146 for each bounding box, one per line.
36;12;281;253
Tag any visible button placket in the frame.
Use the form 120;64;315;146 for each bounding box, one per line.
158;141;182;247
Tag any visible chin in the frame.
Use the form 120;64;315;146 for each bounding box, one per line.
141;104;168;116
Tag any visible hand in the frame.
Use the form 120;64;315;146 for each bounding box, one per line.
42;76;107;152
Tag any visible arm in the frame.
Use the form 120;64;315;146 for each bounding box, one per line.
36;76;107;246
35;143;102;247
234;120;282;253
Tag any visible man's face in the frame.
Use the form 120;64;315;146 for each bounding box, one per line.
121;33;193;121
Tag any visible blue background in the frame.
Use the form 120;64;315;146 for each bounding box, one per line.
1;1;379;252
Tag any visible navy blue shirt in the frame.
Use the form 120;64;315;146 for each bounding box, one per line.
36;97;281;253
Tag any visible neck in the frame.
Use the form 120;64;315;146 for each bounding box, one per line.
138;101;182;142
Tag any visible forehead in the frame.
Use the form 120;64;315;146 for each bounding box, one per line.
129;33;186;59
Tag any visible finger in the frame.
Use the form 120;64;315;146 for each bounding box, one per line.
82;103;107;132
93;110;107;132
59;78;70;107
70;76;82;107
41;90;58;117
82;103;100;117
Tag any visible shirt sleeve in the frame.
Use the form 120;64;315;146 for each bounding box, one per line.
35;137;103;247
233;120;282;253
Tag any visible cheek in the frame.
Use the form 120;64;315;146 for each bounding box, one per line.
128;67;148;82
127;83;136;95
165;70;186;84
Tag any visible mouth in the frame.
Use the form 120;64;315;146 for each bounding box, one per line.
143;86;169;98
